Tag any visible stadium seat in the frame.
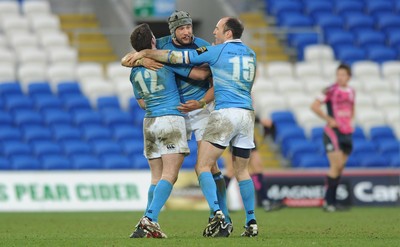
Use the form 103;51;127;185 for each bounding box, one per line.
359;154;389;168
13;110;43;128
47;47;78;66
121;139;143;156
365;1;393;18
0;63;16;83
269;0;302;16
63;95;92;112
96;96;121;111
303;44;334;62
30;15;61;34
370;126;396;143
2;16;30;34
279;13;313;28
3;141;32;158
52;126;82;142
381;61;400;80
271;111;296;125
286;139;319;160
39;31;69;51
314;14;343;33
345;155;361;168
102;110;133;127
22;126;53;143
335;1;364;17
336;46;366;65
131;154;149;169
326;31;355;48
76;62;104;82
82;126;112;142
352;140;377;157
296;154;329;168
32;141;62;158
0;111;13;127
377;139;400;155
28;83;53;98
0;83;23;97
106;62;131;81
275;78;304;93
102;155;132;169
356;31;386;49
353;126;366;141
276;126;306;145
266;61;294;78
305;1;333;17
41;155;72;170
389;155;400;167
17;64;47;87
92;141;122;156
366;46;397;64
34;96;64;112
0;157;11;170
294;62;323;78
21;0;51;17
47;64;77;86
57;82;82;98
352;61;381;80
0;127;21;142
377;14;400;33
0;1;19;17
16;48;47;67
373;92;400;108
5;95;33;112
42;109;73;126
11;155;41;170
72;155;102;170
73;110;103;128
113;125;143;141
62;140;92;156
345;14;374;33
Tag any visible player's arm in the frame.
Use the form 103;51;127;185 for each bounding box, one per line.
136;99;146;110
310;99;337;128
178;78;214;113
121;51;164;70
187;66;211;81
131;49;188;64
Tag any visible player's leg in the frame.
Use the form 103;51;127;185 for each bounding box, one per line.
231;149;258;237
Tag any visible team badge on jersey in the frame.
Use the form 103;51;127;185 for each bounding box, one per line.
196;46;208;55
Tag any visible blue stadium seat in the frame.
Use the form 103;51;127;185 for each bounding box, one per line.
34;96;63;112
356;30;386;49
387;31;400;48
315;14;343;33
57;82;82;98
41;155;72;170
288;140;320;164
0;127;21;141
296;154;329;168
96;96;121;111
377;14;400;33
359;154;389;167
102;154;132;169
0;83;23;98
352;140;377;157
366;1;393;18
13;110;43;128
72;154;102;169
5;95;33;112
326;31;355;48
113;125;142;141
0;111;13;127
73;109;103;128
28;82;52;97
130;108;145;127
62;140;92;156
22;126;52;143
103;110;133;127
366;46;397;64
279;13;313;28
345;14;374;33
32;141;62;158
377;140;400;155
63;96;92;113
52;126;82;142
121;139;143;156
352;126;366;142
11;155;41;170
305;1;333;19
92;140;122;156
82;126;112;142
370;126;396;142
345;155;361;168
271;111;297;125
335;1;364;17
390;155;400;167
336;46;366;65
129;97;142;112
288;33;319;60
131;154;149;169
311;127;324;142
42;109;73;127
0;157;11;170
268;0;302;15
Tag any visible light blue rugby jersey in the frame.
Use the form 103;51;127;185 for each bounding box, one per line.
181;40;256;111
157;35;210;103
130;64;191;118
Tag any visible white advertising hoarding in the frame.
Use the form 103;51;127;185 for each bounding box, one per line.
0;171;151;212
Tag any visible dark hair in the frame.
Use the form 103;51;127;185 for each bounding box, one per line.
337;63;352;76
130;23;153;51
223;17;244;39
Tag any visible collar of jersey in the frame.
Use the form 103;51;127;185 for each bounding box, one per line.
224;39;242;43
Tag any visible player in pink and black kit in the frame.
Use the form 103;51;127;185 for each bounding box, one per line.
311;64;355;212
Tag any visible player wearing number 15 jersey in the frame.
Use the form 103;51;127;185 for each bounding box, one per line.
131;17;259;237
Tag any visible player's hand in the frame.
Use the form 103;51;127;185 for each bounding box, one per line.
142;58;164;70
177;100;202;113
327;117;338;128
126;51;144;65
121;52;136;67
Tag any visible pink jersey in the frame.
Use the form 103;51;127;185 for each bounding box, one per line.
317;83;355;134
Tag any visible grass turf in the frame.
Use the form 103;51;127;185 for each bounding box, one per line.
0;207;399;247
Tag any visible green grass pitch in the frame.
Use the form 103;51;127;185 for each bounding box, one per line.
0;207;399;247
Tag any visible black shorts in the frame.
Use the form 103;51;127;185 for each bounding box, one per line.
323;128;353;155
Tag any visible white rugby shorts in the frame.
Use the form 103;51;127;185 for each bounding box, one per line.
185;102;214;141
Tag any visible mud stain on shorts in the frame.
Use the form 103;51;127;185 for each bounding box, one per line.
203;113;234;142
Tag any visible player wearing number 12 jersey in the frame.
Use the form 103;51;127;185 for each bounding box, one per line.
131;17;259;237
127;23;210;238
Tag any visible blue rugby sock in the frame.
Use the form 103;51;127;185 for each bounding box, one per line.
144;184;156;215
145;180;172;223
199;172;220;213
239;179;256;225
213;172;231;223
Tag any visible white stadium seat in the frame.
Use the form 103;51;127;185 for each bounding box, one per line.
1;16;30;34
0;62;16;83
304;44;334;63
266;61;294;78
106;62;131;81
9;32;39;50
30;15;61;34
360;77;391;93
76;62;104;82
295;62;324;79
22;0;51;17
0;48;16;65
274;77;304;93
381;61;400;80
47;47;78;66
18;63;47;89
47;64;76;89
0;2;19;19
355;93;374;108
352;61;380;80
39;31;69;50
17;48;47;66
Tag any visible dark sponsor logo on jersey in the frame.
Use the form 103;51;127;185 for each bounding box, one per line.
196;46;208;55
166;144;175;150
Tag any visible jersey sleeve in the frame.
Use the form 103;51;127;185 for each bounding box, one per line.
167;64;192;78
129;69;142;99
316;85;334;103
187;45;221;65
